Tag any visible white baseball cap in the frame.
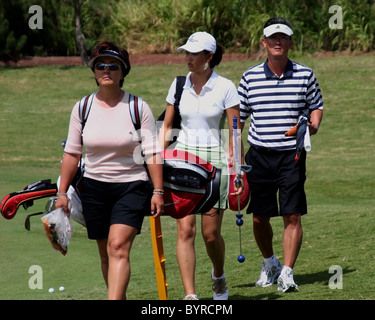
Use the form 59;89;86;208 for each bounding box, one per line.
177;31;217;53
263;23;293;37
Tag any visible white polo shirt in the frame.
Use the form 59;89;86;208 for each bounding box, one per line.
166;71;240;147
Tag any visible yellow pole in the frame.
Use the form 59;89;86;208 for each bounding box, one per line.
150;215;168;300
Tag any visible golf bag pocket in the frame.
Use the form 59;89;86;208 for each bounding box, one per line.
161;149;221;219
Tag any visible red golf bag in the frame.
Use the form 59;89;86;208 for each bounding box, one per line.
161;149;221;219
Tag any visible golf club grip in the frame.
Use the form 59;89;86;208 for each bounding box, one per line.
285;125;297;136
304;126;311;151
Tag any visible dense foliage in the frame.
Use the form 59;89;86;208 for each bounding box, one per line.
1;0;375;60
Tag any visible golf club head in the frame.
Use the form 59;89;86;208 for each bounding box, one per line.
24;198;57;231
25;216;31;231
45;198;56;212
24;212;44;231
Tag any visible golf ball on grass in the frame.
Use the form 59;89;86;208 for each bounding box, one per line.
48;286;65;293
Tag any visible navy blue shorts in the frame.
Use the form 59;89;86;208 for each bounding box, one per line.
81;178;152;239
245;147;307;217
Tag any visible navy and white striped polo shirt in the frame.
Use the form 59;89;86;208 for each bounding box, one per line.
238;59;323;151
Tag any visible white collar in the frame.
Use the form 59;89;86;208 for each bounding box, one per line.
186;70;218;90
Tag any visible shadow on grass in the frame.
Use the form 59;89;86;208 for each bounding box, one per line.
225;267;356;300
295;267;356;286
230;292;283;300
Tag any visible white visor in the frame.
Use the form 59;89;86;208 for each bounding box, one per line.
263;24;293;37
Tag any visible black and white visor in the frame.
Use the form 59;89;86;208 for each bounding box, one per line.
87;50;128;70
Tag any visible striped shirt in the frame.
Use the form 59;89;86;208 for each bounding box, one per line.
238;59;323;151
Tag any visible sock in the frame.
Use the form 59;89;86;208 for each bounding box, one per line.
281;266;293;276
211;268;225;280
264;255;277;267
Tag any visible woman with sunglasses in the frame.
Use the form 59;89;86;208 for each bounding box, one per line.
55;41;163;300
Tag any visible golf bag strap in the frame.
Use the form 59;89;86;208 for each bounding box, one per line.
78;93;95;131
128;94;143;133
128;94;144;158
78;92;143;140
78;93;95;145
173;76;186;115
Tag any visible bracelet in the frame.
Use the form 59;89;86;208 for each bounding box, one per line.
56;192;68;197
153;189;164;195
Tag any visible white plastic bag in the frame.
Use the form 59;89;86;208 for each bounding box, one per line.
41;208;72;256
67;185;86;226
57;176;86;227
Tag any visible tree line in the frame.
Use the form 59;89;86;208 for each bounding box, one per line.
1;0;374;63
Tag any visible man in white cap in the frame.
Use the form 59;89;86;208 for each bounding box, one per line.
238;17;323;293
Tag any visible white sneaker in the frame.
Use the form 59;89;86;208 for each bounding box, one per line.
212;269;229;300
277;267;299;293
184;293;199;300
255;260;282;287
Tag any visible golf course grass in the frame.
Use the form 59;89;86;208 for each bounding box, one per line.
1;54;374;300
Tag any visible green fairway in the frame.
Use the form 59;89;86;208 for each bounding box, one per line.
1;54;374;300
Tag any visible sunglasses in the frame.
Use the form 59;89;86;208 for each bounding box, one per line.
95;63;121;71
